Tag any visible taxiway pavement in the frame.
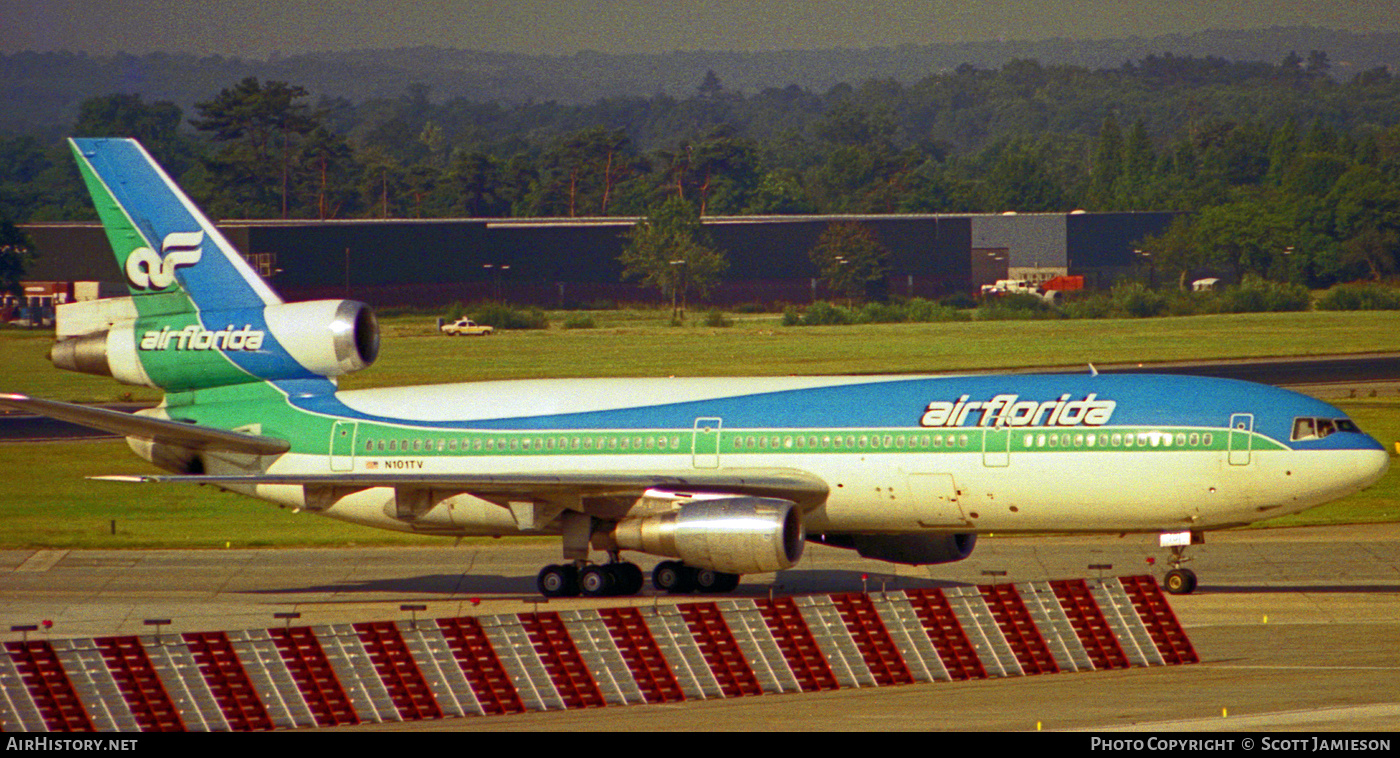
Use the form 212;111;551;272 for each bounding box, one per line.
2;523;1398;730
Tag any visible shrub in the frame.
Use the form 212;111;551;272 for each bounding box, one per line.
562;314;597;329
1060;293;1115;319
855;302;907;323
1316;283;1400;311
730;302;770;314
783;301;855;326
1219;276;1310;313
469;303;549;329
904;298;969;322
702;310;733;327
940;292;979;310
1110;282;1169;318
975;293;1061;320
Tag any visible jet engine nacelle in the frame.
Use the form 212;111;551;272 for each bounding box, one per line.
612;497;805;575
261;299;380;379
817;533;977;566
51;299;379;390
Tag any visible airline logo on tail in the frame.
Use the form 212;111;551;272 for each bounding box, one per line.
125;231;204;290
138;324;266;352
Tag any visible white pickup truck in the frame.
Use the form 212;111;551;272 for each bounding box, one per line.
980;279;1061;303
440;318;494;336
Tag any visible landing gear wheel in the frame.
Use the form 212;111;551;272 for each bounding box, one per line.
694;569;740;594
1164;568;1197;595
613;562;645;596
652;561;696;594
537;564;580;597
579;565;616;597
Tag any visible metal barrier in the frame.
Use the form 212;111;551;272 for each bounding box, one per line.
0;576;1196;732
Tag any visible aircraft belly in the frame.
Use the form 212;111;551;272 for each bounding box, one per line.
957;451;1218;533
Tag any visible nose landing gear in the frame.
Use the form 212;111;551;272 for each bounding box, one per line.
1159;530;1204;595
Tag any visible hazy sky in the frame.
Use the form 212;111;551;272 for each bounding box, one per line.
6;0;1400;58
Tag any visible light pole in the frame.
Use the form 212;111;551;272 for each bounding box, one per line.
669;259;687;321
483;264;511;302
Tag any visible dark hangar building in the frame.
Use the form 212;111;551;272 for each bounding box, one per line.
21;212;1175;308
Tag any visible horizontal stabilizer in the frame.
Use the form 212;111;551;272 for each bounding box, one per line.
0;394;290;456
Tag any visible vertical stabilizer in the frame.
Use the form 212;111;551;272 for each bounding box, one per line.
57;139;374;394
69;138;282;313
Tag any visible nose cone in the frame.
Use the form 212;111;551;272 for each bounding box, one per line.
1354;445;1391;492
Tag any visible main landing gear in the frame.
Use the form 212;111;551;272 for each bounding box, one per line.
651;561;740;594
537;561;645;598
536;559;741;598
535;512;742;598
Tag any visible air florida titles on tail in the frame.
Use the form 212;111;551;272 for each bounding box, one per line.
921;393;1116;428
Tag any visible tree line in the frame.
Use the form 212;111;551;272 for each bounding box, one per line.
3;51;1400;292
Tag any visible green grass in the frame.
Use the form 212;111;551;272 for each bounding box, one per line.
2;308;1399;548
9;310;1400;400
0;440;446;548
347;309;1400;390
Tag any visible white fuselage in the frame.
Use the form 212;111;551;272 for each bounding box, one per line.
205;375;1388;540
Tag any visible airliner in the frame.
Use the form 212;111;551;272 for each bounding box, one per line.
1;138;1389;598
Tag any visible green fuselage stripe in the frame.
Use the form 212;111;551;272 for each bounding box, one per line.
336;425;1276;458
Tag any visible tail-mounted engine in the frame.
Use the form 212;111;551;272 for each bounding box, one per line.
612;497;805;575
50;298;379;391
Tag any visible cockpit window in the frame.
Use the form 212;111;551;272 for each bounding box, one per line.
1292;417;1357;441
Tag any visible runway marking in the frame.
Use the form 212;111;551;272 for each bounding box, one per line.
15;550;68;572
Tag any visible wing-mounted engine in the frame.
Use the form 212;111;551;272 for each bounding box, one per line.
50;297;379;390
611;496;805;574
815;532;977;566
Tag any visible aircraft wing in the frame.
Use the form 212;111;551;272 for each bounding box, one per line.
92;469;830;515
0;394;290;456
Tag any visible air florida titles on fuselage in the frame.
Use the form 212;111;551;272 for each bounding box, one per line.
920;393;1116;428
